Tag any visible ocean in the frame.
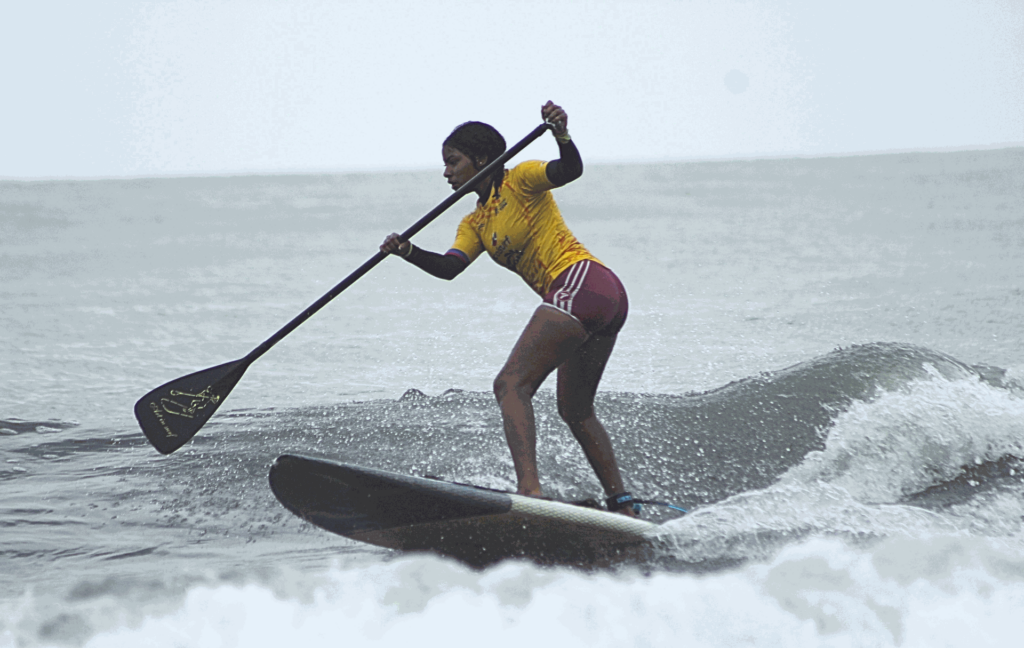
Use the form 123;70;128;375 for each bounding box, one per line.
2;147;1023;646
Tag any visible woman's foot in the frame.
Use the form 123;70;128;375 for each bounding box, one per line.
517;486;544;498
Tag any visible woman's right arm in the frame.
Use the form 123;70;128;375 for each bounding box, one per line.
380;233;467;280
540;101;583;187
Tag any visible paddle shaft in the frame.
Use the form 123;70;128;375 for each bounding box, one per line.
242;122;552;365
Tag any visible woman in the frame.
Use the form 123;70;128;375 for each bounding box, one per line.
380;101;636;516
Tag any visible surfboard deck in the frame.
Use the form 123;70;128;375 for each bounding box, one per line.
269;454;664;567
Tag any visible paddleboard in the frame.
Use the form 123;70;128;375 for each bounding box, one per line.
269;454;665;566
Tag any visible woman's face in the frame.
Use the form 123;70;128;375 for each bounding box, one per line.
442;145;484;191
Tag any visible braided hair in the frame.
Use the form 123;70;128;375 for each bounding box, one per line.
443;121;507;199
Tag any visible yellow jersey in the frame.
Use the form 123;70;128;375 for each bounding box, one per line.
448;160;599;296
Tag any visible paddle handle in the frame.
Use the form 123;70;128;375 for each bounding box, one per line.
244;122;553;364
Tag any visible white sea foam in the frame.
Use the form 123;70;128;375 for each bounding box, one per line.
652;374;1024;565
785;372;1024;503
42;536;1023;648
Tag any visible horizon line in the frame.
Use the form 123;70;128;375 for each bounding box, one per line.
3;141;1022;183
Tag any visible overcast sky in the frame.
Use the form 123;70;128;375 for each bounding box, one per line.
3;0;1022;178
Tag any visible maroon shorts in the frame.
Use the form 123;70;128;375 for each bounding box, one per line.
542;260;628;336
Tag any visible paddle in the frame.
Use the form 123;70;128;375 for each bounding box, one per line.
135;122;553;454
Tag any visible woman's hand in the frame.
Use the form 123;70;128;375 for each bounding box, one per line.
380;232;411;257
541;100;568;137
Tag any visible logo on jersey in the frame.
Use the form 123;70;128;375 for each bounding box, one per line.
491;234;522;269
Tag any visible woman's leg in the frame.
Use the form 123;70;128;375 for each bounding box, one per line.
493;305;589;496
555;332;631;507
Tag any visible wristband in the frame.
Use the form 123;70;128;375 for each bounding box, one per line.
554;130;572;144
401;243;414;259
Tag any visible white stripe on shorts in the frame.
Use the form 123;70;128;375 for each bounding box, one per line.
555;260;590;314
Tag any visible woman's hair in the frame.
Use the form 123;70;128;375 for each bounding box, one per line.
444;121;506;199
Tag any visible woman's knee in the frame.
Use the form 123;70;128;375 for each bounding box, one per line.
493;373;509;401
557;398;595;425
494;371;536;403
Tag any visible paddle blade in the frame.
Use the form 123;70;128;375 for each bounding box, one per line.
134;360;248;454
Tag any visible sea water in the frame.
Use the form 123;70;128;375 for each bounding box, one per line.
2;148;1023;646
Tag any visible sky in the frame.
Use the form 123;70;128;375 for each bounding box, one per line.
2;0;1022;178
